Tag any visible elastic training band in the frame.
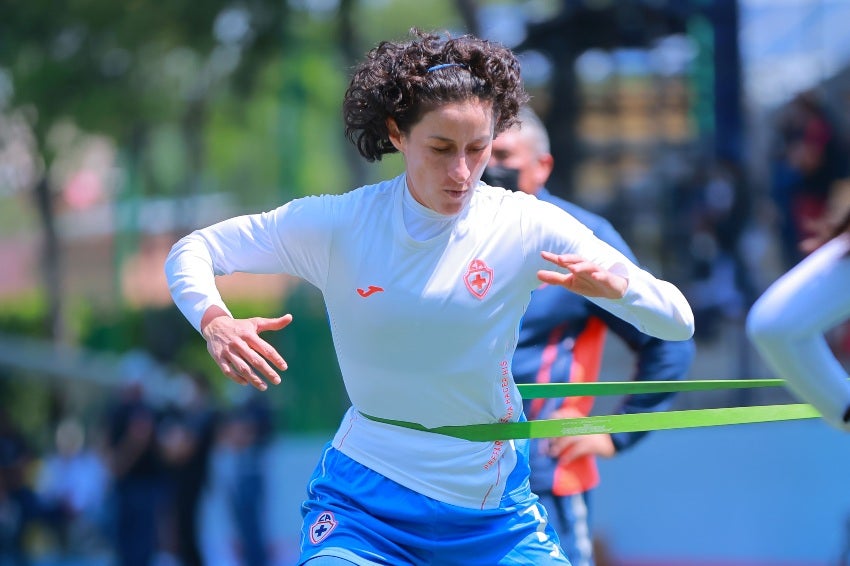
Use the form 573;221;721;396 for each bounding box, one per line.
359;378;823;441
516;378;788;398
360;404;820;441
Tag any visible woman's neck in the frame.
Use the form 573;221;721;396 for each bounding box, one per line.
402;183;455;241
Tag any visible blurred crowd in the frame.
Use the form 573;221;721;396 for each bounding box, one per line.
0;370;278;566
670;88;850;350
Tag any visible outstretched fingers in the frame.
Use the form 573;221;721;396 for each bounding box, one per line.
538;251;627;299
228;315;294;390
224;341;279;391
537;252;592;288
255;314;293;334
251;315;292;370
219;359;249;387
537;269;569;287
540;251;585;268
204;313;293;391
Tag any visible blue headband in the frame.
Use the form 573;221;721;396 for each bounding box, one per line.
427;63;466;73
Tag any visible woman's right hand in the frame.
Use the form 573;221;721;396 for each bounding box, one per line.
201;306;293;391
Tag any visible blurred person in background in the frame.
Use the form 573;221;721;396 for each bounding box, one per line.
230;396;272;566
669;159;752;341
35;417;109;558
483;106;695;566
103;376;163;566
199;394;272;566
158;371;220;566
769;90;849;270
165;29;694;565
0;408;44;566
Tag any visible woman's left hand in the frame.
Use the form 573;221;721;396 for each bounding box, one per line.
537;251;627;299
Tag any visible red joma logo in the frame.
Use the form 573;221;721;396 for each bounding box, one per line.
357;285;384;297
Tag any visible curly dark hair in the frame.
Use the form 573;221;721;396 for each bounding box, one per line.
343;29;529;162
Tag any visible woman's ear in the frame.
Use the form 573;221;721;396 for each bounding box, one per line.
386;118;404;152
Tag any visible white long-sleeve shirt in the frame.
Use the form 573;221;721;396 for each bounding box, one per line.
165;174;694;509
747;233;850;431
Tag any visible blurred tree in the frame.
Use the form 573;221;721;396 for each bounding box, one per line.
336;0;371;189
0;0;287;340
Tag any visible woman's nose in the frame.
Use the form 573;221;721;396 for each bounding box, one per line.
448;155;471;182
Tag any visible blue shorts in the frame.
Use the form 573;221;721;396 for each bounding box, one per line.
298;443;571;566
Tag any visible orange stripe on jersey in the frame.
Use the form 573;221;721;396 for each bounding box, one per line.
553;316;608;496
562;316;607;414
528;324;567;420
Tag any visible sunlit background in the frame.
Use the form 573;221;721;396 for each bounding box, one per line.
2;0;850;565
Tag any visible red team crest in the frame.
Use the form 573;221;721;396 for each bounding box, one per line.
464;259;493;299
309;511;338;544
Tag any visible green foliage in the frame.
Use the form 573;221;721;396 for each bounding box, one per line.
271;283;348;432
0;378;56;450
0;0;481;205
147;125;189;193
0;293;50;338
205;62;290;205
1;0;289;210
353;0;466;46
293;52;353;198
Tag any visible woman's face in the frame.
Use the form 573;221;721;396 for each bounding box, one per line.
388;99;494;216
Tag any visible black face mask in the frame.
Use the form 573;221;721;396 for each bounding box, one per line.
481;165;521;192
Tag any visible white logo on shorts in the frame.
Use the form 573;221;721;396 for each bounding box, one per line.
309;511;338;544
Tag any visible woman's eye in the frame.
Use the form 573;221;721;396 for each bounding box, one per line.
431;147;451;154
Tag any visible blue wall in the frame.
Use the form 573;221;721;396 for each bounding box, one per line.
594;419;850;565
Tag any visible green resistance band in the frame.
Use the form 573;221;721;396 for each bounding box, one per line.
360;379;822;441
516;378;788;398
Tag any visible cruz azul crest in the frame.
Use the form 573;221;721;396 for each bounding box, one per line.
464;259;493;299
309;511;338;544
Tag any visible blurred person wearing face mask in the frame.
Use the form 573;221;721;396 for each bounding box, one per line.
484;106;696;566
